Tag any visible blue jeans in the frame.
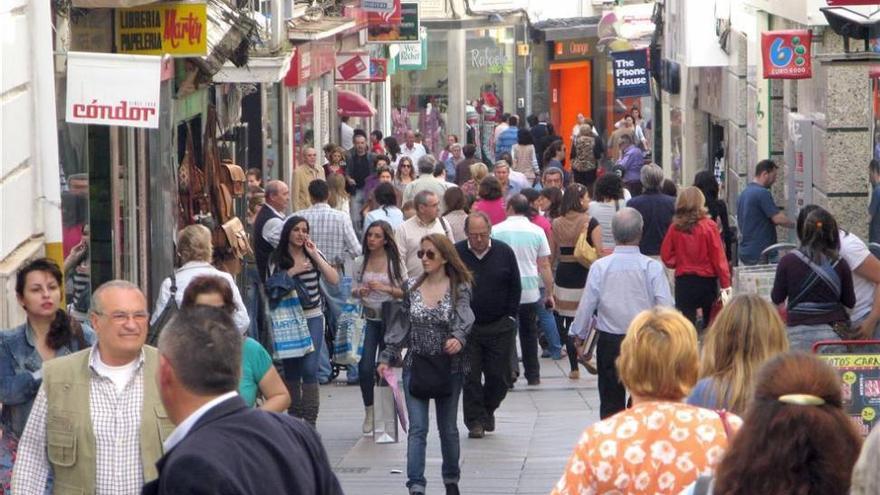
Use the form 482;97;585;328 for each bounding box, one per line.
282;316;325;384
537;288;562;358
403;370;462;492
358;319;385;406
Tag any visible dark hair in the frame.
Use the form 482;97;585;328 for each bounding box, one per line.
478;175;503;201
507;194;530;216
181;275;236;314
433;161;446;178
353;128;367;139
516;129;534;146
540;187;563;219
508;115;519;126
543;139;565;168
501;112;511;122
15;258;85;351
560;184;588;215
799;207;840;262
271;216;315;271
755;159;778;177
373;182;398;210
870;159;880;182
246;167;262;180
396;157;414;181
526;114;539;127
308;179;330;202
661;179;678;197
360;220;404;285
341;116;350;123
463;144;477;159
713;352;861;495
383;136;401;160
693;170;720;201
444;187;467;214
373;154;391;168
520;188;542;220
795;204;822;241
594;173;624;202
370;129;383;141
497;152;513;165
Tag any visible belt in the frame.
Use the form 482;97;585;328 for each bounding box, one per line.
363;306;381;320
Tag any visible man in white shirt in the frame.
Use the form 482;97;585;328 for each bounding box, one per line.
256;180;290;281
400;130;427;163
395;190;455;277
493;112;510;146
403;155;450;211
340;116;354;150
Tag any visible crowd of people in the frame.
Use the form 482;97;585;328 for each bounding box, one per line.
3;112;880;495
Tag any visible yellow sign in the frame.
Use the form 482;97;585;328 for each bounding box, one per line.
116;2;207;56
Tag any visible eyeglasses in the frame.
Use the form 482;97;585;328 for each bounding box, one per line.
96;311;150;324
416;249;438;260
467;232;490;239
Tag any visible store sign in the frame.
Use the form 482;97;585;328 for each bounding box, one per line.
65;51;161;129
470;46;513;74
336;52;371;82
362;0;396;13
368;1;419;43
370;58;388;81
398;27;427;70
611;49;651;98
554;39;591;60
284;42;334;87
115;2;207;56
761;30;812;79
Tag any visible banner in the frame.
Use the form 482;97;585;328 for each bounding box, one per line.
362;0;396;13
65;51;161;129
368;1;419;43
115;1;207;56
336;52;371;82
611;49;651;98
762;30;812;79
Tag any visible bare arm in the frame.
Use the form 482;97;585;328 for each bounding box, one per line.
855;254;880;339
772;211;794;228
258;366;291;413
538;255;555;309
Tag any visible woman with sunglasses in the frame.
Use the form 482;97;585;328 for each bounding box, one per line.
378;234;475;495
394;156;416;204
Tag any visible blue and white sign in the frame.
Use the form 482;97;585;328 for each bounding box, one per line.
611;49;651;98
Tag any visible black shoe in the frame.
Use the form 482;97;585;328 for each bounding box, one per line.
527;378;541;386
445;483;461;495
484;414;495;432
468;424;485;438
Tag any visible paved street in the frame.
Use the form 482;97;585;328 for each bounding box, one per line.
316;356;601;495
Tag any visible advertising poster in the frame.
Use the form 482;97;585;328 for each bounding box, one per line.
611;49;651;98
368;1;419;43
115;1;207;57
336;52;371;83
820;353;880;437
761;30;812;79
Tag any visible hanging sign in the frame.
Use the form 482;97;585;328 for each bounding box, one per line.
115;2;207;56
761;30;812;79
368;1;419;43
398;27;427;70
611;49;651;98
370;58;388;81
65;51;161;129
336;52;371;82
362;0;396;13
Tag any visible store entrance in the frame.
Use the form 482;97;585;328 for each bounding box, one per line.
550;60;592;167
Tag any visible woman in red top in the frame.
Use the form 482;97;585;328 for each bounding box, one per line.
661;186;731;331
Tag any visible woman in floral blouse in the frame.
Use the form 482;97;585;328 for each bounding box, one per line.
552;307;741;495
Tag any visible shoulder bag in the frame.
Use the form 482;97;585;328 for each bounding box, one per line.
148;273;178;346
573;220;599;268
409;352;453;400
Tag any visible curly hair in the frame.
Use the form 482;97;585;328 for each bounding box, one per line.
593;173;624;202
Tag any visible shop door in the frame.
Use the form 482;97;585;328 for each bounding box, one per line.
550;61;592;168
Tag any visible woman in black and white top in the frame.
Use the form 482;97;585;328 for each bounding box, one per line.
270;216;339;426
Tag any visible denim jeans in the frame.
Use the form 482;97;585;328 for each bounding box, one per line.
358;319;386;406
403;369;463;493
282;316;325;384
537;288;562;358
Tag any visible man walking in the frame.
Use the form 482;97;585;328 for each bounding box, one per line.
455;144;480;186
13;281;174;494
400;130;427;163
570;208;673;418
456;212;522;439
495;115;520;158
255;179;289;282
627;164;675;256
403;155;449;211
395;190;455;277
737;159;794;265
491;195;555;386
616;134;645;196
142;306;343;495
292;147;325;212
346;133;374;231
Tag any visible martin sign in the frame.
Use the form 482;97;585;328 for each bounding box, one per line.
611;49;651;98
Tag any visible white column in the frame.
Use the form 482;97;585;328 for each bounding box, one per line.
447;29;466;141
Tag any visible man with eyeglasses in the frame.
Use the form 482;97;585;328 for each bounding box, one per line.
394;190;455;277
292;147;326;212
455;212;521;439
13;280;175;495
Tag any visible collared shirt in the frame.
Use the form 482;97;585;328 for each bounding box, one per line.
402;174;449;211
293;203;361;266
162;391;238;452
491;216;551;304
467;240;492;260
570;245;673;337
12;347;147;495
262;204;287;247
292;164;326;212
395;215;455;277
400;143;427;163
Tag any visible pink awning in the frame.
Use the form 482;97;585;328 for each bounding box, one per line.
296;89;376;117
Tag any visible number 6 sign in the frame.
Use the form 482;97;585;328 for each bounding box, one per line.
762;30;812;79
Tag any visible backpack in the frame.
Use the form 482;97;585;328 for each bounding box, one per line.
572;136;597;172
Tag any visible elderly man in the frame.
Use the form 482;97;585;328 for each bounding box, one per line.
142;307;342;495
292;147;325;212
444;142;464;183
403;155;449;211
627;164;675;256
395;190;455;277
255;180;289;282
400;130;427;163
13;281;174;494
455;212;522;438
491;195;555;386
542;167;564;190
570;208;673;418
616;134;646;196
493;161;527;201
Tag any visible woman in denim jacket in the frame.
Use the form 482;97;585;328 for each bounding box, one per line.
0;258;94;491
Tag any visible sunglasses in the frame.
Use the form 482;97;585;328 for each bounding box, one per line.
400;164;412;168
416;249;438;260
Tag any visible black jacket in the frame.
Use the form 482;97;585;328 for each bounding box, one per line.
142;396;343;495
254;204;284;283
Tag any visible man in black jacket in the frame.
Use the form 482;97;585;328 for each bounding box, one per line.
142;307;343;495
455;212;522;439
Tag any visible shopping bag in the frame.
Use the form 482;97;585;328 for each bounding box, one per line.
333;302;366;365
576;315;599;364
268;292;314;359
382;368;408;435
373;382;399;443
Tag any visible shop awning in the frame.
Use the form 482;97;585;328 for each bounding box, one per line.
532;17;600;41
212;54;294;83
287;15;356;41
297;89;376;117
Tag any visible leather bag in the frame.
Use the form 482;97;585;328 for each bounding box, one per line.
221;217;253;259
148;273;178;346
220;159;248;198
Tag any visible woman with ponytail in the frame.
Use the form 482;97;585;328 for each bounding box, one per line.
0;258;94;490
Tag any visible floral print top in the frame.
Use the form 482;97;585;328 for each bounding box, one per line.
552;402;741;495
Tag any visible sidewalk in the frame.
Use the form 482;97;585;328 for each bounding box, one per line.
316;355;601;495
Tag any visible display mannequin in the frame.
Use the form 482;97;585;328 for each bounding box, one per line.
392;106;410;143
419;101;441;154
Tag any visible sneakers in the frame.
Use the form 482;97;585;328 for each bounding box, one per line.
468;424;485;438
569;370;580;379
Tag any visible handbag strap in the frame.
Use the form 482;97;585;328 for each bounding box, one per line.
788;250;842;311
716;409;733;439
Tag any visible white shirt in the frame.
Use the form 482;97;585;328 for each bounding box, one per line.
395;215;455;278
92;347;139;393
491;216;551;304
151;261;251;334
400;143;427;163
340;122;354;150
162;391;239;452
840;230;875;321
262;203;286;247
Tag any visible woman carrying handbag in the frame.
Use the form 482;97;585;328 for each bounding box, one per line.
377;234;475;495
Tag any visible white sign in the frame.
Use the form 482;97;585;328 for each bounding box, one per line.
65;51;161;129
398;42;422;66
361;0;395;13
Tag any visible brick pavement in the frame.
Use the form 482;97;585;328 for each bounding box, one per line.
316;356;601;495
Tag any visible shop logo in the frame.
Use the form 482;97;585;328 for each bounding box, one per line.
768;35;806;68
761;30;812;79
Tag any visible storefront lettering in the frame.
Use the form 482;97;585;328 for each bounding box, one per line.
163;9;203;48
119;10;161;29
614;58;648;87
71;99;158;123
470;47;510;72
120;32;162;51
566;41;589;57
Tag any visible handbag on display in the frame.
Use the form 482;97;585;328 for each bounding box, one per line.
268;292;314;359
148;273;178;347
333;301;366;365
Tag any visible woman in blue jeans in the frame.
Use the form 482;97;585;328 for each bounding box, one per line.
270;216;339;426
353;220;406;435
378;234;475;495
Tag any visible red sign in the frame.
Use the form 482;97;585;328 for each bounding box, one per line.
335;52;371;83
761;30;812;79
284;41;335;87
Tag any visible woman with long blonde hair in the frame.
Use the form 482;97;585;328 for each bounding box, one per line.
688;294;789;414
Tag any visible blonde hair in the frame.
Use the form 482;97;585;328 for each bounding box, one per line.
327;174;349;208
699;294;789;414
617;307;699;401
177;224;213;263
470;162;489;184
673;186;708;232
